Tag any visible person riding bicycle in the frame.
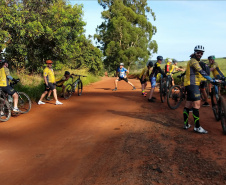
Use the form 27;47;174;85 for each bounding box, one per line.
38;60;63;105
169;59;185;86
208;55;225;80
165;59;172;74
148;56;166;102
0;60;20;112
47;71;71;99
139;61;153;96
183;45;213;134
112;63;136;91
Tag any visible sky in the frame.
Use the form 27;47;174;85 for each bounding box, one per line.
70;0;226;61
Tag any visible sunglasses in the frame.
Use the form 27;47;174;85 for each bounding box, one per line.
195;51;203;55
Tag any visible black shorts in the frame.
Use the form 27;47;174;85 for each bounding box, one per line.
185;85;200;101
117;77;128;82
1;85;16;95
44;83;56;91
140;77;147;84
200;81;207;89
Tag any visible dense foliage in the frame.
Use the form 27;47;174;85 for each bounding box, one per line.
0;0;103;75
95;0;158;71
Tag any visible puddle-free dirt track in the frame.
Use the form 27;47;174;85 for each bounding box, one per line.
0;77;226;185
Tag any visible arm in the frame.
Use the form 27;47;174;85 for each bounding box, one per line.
44;76;48;86
191;60;212;81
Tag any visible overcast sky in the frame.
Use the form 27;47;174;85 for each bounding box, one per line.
70;0;226;61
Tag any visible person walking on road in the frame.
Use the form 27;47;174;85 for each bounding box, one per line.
38;60;63;105
112;63;136;91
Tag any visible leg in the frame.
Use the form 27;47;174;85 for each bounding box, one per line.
12;92;19;108
183;101;193;129
53;89;59;101
172;77;175;86
39;91;48;101
148;77;156;101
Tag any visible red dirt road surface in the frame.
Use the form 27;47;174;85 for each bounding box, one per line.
0;77;226;185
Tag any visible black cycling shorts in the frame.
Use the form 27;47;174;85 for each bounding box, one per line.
140;78;147;84
44;83;56;91
117;77;128;82
200;81;207;89
185;85;200;101
1;85;16;95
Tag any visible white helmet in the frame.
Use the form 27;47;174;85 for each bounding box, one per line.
168;59;172;63
194;45;205;52
120;63;124;66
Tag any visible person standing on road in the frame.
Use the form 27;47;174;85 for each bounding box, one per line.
169;59;185;86
38;60;63;105
183;45;213;134
139;61;153;97
112;63;136;91
148;56;166;102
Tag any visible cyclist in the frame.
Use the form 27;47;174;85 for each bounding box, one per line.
208;55;224;80
0;60;20;112
169;59;185;86
46;71;71;99
183;45;213;134
148;56;166;102
112;63;136;91
38;60;63;105
165;59;172;74
139;61;153;96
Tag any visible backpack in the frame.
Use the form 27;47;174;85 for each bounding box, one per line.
199;61;210;76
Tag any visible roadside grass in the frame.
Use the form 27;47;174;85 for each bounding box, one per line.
11;68;101;102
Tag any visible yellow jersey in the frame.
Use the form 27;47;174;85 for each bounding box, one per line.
184;58;203;86
139;67;151;80
43;67;55;83
56;76;66;86
169;65;179;75
210;62;224;78
0;67;7;87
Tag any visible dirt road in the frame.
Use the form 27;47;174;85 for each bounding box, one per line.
0;77;226;185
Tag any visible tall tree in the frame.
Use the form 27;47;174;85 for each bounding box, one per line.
95;0;158;71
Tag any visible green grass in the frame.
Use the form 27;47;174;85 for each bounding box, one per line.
11;68;101;102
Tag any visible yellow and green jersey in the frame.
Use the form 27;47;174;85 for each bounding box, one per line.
169;65;179;75
0;67;7;87
43;67;55;83
210;62;224;78
139;67;151;80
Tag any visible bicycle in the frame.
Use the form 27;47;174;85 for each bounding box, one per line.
0;79;31;122
63;74;87;99
210;79;226;135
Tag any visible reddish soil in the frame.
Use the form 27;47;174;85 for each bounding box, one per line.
0;77;226;185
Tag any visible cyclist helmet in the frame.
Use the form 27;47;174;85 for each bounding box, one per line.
120;63;124;66
208;55;215;60
172;59;177;64
46;60;53;64
157;56;163;61
168;59;172;63
147;61;153;67
65;71;70;75
194;45;205;52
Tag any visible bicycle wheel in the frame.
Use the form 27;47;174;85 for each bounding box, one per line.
77;80;83;96
17;92;31;114
167;85;183;110
64;84;73;99
160;81;167;103
211;88;220;121
220;96;226;135
0;98;11;122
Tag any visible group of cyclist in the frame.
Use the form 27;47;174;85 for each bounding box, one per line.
113;45;225;134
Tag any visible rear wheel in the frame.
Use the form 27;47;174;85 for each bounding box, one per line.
220;96;226;135
17;92;31;114
0;98;11;122
167;85;183;110
211;88;220;121
77;80;83;96
64;84;73;99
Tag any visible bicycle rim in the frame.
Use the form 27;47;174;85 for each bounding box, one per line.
167;85;183;110
220;96;226;135
64;84;73;99
0;98;11;122
17;92;31;114
211;89;220;121
77;81;83;96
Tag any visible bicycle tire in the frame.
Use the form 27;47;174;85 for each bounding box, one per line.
77;80;83;96
17;92;31;114
64;84;73;99
220;96;226;135
160;81;167;103
211;88;220;121
167;85;183;110
0;98;11;122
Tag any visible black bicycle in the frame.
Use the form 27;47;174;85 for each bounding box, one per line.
0;79;31;122
63;74;87;99
210;79;226;135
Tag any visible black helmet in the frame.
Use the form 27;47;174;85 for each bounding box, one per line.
172;59;177;64
157;56;163;61
147;61;153;67
208;55;215;60
64;71;70;75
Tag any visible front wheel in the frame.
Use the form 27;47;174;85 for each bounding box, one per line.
17;92;31;114
77;80;83;96
64;84;73;99
167;85;183;110
0;98;11;122
220;96;226;135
